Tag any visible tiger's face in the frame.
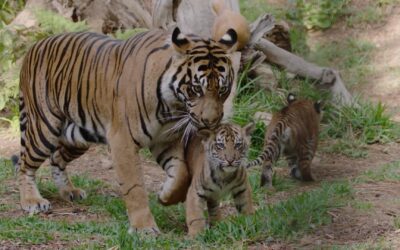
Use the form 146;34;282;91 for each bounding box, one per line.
200;123;254;172
171;28;238;130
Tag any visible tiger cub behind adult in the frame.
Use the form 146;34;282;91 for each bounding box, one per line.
248;94;322;187
185;123;254;236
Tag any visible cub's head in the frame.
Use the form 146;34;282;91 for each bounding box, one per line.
170;27;238;130
199;123;254;172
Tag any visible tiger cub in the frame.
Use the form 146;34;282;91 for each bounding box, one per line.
185;123;255;236
247;93;322;187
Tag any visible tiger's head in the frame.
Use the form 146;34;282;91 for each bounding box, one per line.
168;27;238;131
199;123;254;172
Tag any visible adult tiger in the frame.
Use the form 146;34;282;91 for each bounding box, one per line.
14;27;238;234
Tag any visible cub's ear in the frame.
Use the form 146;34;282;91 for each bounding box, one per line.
314;100;323;114
287;93;296;104
172;27;191;54
218;28;238;52
243;122;255;137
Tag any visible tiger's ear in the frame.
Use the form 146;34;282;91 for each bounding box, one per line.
243;122;255;137
218;28;238;52
287;93;296;104
314;100;323;114
172;27;191;54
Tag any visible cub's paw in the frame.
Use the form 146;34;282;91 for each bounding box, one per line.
60;188;87;202
128;226;161;236
21;197;51;214
290;167;302;180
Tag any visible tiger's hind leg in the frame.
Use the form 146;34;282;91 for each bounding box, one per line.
290;148;314;181
18;119;61;214
260;161;273;188
287;154;302;180
50;144;88;201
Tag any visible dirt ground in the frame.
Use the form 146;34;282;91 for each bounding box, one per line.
1;2;400;249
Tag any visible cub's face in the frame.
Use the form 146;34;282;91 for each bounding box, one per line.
171;27;238;130
201;123;254;172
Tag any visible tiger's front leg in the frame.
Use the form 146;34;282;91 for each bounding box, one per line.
108;125;159;235
151;141;190;205
186;183;207;237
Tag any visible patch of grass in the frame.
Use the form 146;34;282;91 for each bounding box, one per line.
322;100;400;144
330;238;393;250
309;39;374;87
287;0;350;30
113;28;147;40
394;217;400;229
0;166;352;248
321;138;368;158
200;181;352;245
139;148;154;160
356;161;400;183
351;200;373;211
346;6;385;28
0;158;13;182
239;0;286;22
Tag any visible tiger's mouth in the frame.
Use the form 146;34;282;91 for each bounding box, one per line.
189;114;222;130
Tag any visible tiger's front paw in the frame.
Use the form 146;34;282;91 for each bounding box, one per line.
60;188;87;202
128;226;161;236
21;197;51;214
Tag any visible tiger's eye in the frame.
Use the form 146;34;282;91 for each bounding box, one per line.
194;85;202;92
219;86;227;94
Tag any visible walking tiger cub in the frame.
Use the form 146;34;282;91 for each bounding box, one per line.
185;123;255;236
247;93;322;187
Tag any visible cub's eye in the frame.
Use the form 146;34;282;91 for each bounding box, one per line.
192;85;202;94
219;86;228;95
215;142;224;150
234;142;243;149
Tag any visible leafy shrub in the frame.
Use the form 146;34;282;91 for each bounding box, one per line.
287;0;349;30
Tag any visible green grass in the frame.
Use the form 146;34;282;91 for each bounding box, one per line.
0;154;353;249
309;39;375;87
356;161;400;183
345;0;400;28
239;0;286;22
351;201;373;211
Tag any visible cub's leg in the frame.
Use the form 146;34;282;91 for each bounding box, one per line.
207;199;222;225
287;154;302;180
186;183;207;237
108;125;159;234
260;161;273;188
18;122;60;213
151;142;190;205
50;144;88;201
297;150;314;181
233;178;254;215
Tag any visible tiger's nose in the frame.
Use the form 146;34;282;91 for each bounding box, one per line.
201;116;221;128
